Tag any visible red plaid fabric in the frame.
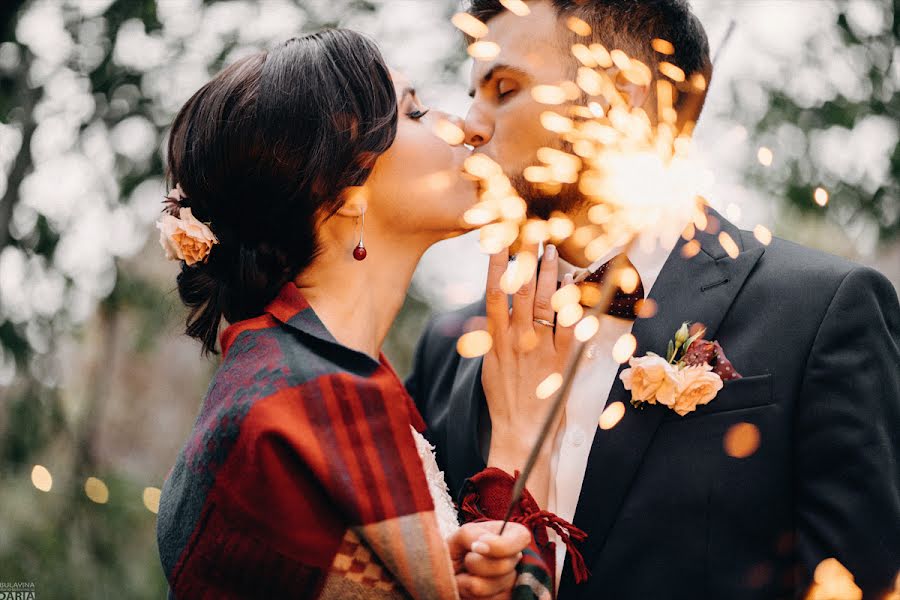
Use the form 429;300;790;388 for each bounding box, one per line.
157;282;555;599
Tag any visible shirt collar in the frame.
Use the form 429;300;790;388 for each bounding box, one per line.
556;215;692;297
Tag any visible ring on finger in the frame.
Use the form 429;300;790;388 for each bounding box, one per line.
533;318;555;328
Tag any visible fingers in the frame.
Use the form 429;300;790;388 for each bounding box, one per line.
485;248;510;337
510;243;539;337
464;550;522;578
468;522;532;558
533;244;558;326
555;272;576;356
456;571;516;600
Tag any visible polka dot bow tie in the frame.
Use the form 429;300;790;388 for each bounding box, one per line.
570;255;645;320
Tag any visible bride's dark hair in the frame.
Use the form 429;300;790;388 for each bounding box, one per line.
166;29;398;355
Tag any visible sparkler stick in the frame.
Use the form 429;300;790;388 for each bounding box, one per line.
498;244;635;534
497;24;739;536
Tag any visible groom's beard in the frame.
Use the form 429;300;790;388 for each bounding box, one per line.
508;137;588;220
509;173;586;221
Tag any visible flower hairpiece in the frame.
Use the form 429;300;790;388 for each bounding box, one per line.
156;184;219;266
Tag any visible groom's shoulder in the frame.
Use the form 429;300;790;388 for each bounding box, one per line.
739;226;894;299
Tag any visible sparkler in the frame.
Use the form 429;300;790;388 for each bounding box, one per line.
453;16;741;534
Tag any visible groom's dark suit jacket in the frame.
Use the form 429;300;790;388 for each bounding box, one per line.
405;209;900;599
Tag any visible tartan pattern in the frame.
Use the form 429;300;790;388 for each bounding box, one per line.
330;530;397;591
158;282;451;598
157;282;553;599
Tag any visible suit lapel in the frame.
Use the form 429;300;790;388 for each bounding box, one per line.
560;208;766;589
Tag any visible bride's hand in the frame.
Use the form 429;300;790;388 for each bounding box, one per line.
481;243;574;506
448;520;531;600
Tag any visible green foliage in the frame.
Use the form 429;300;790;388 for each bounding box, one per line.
744;0;899;243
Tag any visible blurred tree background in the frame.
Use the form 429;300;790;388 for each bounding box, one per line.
0;0;895;597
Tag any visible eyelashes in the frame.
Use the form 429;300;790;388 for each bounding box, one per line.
406;108;430;120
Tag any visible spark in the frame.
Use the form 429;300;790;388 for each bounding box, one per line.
805;558;862;600
589;43;613;68
634;298;657;318
500;251;537;294
451;13;489;38
757;146;773;166
599;401;626;430
724;422;760;458
32;465;52;492
718;231;740;259
814;187;829;207
548;214;575;240
610;49;632;71
618;266;640;293
612;333;637;363
521;219;550;244
566;16;592;37
753;224;772;245
499;0;530;16
464;154;503;179
574;315;600;341
85;476;109;504
457;330;493;358
557;303;584;327
464;203;498;226
531;84;567;105
681;239;701;258
571;44;596;67
651;38;675;55
143;487;162;513
540;111;575;133
658;61;686;82
433;118;465;145
536;373;563;399
468;41;501;61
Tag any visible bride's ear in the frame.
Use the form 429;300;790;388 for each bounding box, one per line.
336;185;369;218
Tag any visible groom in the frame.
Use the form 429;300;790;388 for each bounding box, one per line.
406;1;900;598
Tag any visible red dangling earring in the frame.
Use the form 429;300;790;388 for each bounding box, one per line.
352;211;367;261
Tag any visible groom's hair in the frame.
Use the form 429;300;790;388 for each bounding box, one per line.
468;0;712;120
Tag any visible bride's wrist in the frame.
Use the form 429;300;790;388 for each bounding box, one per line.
488;428;553;470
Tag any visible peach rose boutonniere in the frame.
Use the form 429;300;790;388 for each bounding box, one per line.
619;322;742;416
155;184;219;266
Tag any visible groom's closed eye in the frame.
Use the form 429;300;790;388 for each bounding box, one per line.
468;64;530;101
496;78;519;102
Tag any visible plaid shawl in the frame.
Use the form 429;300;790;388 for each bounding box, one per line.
156;282;554;599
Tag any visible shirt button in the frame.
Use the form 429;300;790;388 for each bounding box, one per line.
569;428;586;447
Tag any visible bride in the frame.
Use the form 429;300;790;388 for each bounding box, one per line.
154;29;574;599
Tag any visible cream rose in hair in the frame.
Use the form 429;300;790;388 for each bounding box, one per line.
671;364;724;416
620;354;678;403
156;207;219;266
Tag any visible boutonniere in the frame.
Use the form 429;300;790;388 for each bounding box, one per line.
619;322;742;416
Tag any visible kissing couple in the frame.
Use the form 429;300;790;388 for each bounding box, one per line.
155;1;900;599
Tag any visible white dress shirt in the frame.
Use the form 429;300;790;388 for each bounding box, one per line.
547;238;675;587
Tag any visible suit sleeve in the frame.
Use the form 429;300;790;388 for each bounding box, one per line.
795;266;900;597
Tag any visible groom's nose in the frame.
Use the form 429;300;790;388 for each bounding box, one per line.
464;104;494;148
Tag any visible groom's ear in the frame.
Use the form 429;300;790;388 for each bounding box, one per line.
613;71;651;111
336;185;369;218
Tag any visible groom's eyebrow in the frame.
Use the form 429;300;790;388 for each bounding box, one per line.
468;64;530;98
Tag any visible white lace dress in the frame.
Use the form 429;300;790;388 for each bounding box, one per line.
410;426;460;539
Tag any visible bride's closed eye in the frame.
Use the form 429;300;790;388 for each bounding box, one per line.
407;108;430;120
